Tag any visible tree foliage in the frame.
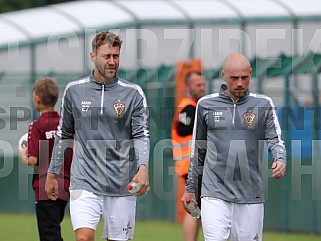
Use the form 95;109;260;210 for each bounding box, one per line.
0;0;76;13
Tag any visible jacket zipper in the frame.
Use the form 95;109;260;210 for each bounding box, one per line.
232;102;236;124
230;97;239;124
100;84;105;115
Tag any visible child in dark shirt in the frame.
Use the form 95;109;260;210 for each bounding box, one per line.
18;77;72;241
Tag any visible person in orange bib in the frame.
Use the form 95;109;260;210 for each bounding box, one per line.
172;70;206;241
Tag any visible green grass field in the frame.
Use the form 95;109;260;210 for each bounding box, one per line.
1;213;320;241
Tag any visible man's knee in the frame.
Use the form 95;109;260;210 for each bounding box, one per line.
75;228;95;241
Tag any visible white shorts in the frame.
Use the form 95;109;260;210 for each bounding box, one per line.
70;189;136;240
201;197;264;241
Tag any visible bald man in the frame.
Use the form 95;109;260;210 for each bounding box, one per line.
182;54;286;241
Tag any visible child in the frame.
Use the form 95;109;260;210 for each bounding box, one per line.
18;77;72;241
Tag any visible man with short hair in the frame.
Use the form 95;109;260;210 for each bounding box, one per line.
45;31;150;241
172;70;206;241
182;53;286;241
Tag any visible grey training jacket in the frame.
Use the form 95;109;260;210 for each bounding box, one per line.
186;84;286;203
48;72;150;196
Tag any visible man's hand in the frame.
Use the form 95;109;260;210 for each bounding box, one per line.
131;164;149;196
45;172;59;200
272;160;286;179
181;192;198;214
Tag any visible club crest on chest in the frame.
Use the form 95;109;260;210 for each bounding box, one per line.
113;100;125;117
243;110;256;126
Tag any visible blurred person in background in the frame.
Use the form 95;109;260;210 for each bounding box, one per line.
172;70;206;241
18;77;72;241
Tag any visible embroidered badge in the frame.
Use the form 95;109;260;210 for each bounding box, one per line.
243;110;256;126
113;100;125;117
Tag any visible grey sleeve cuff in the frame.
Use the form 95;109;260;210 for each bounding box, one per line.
48;137;73;175
134;137;150;168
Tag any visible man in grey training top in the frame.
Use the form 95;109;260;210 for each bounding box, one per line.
182;53;286;241
45;31;150;241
